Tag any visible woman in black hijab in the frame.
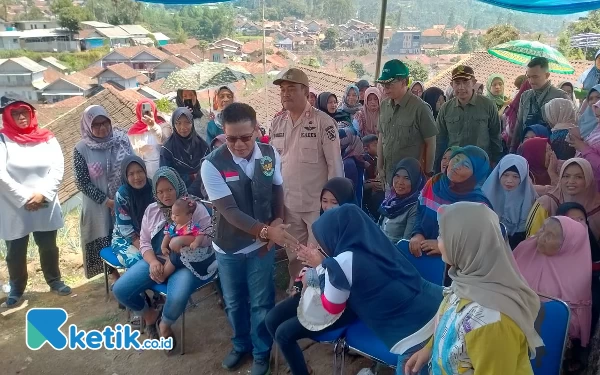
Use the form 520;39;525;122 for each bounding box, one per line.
320;177;357;214
422;87;446;120
176;89;203;119
317;92;352;128
160;107;209;188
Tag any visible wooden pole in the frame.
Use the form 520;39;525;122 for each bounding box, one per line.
374;0;388;80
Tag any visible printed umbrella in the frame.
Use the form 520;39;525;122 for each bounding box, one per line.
162;62;253;91
488;40;574;74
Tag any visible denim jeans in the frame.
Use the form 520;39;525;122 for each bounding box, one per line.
216;249;275;360
112;259;204;325
5;230;62;296
395;341;428;375
265;293;357;375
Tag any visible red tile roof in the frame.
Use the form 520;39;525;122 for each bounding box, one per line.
179;50;203;64
78;65;104;78
45;87;140;202
43;68;64;85
162;55;190;69
143;77;171;95
112;46;170;61
426;51;589;95
160;43;190;56
37;96;88;126
422;28;444;37
98;63;141;80
241;38;274;54
136;73;150;85
63;72;96;89
228;61;273;75
186;39;199;48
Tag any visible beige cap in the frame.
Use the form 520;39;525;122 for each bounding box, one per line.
273;68;309;87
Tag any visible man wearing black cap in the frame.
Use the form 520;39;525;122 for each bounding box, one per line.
375;59;438;184
435;65;503;168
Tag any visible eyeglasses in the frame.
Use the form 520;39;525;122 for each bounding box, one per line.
91;120;110;130
11;109;29;119
226;134;254;143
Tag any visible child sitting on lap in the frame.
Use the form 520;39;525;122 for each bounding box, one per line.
160;198;205;279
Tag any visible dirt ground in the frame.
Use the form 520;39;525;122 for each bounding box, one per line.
0;241;390;375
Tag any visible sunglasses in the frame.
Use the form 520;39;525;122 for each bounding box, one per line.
226;134;254;143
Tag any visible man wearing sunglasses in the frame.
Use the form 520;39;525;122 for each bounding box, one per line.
270;68;344;291
375;59;438;185
201;103;298;375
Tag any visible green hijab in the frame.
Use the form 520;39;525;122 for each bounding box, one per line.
485;74;507;109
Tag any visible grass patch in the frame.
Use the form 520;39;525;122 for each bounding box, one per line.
0;48;110;72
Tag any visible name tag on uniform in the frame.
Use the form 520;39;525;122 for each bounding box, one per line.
301;132;317;138
273;133;284;138
222;171;239;182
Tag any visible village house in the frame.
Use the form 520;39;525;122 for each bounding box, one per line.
94;63;148;90
0;57;48;103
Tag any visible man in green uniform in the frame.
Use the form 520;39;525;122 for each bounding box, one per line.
375;59;438;184
435;65;503;169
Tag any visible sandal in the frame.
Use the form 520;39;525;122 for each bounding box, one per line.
50;282;72;296
164;334;178;356
146;318;160;340
1;294;23;308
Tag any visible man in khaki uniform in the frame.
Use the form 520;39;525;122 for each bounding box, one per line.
270;68;344;284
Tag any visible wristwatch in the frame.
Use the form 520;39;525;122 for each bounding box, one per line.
259;226;269;241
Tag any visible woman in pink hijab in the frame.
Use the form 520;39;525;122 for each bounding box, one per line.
514;215;592;372
353;87;382;137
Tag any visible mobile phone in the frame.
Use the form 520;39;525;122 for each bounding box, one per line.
141;103;151;117
184;99;193;109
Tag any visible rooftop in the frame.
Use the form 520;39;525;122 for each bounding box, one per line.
143;77;171;95
97;63;141;80
40;57;68;71
118;24;151;36
78;65;104;78
0;56;46;72
80;21;113;28
110;46;170;60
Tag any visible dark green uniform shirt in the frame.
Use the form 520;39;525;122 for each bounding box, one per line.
378;92;438;180
435;93;503;166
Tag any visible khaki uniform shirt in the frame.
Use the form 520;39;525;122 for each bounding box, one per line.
378;92;438;181
270;102;344;212
436;94;503;165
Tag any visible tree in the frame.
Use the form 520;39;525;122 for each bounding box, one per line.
300;56;320;68
558;10;600;60
348;60;366;78
58;6;89;34
320;27;338;50
447;10;456;28
323;0;353;26
482;24;520;49
457;31;473;53
174;28;188;44
405;60;428;83
155;97;175;113
15;2;45;20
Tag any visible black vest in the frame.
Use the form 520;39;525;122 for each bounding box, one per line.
207;143;275;253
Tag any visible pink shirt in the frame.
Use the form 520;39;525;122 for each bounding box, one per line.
139;201;212;256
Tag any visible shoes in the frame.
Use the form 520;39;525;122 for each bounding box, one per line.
251;358;270;375
222;349;249;371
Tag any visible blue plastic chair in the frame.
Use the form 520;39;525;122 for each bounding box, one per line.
530;294;570;375
342;320;398;371
396;240;446;286
99;247;125;296
150;273;218;355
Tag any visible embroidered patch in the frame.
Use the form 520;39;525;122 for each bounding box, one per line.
301;132;317;138
260;156;274;177
325;125;336;141
304;126;316;131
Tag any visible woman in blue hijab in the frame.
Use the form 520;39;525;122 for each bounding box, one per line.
409;146;492;256
578;84;600;140
303;205;443;375
579;50;600;91
521;124;550;143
